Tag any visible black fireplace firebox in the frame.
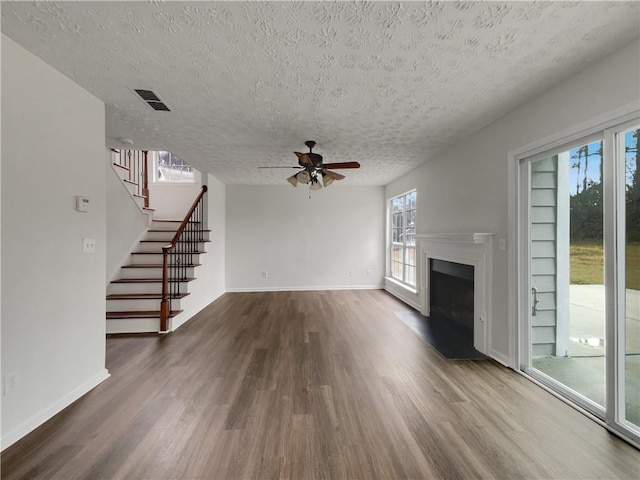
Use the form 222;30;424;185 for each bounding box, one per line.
429;259;475;334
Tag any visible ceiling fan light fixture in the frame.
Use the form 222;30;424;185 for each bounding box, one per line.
296;170;311;184
287;174;298;187
322;174;335;187
310;178;322;190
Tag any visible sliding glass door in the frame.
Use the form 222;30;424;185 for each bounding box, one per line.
519;119;639;444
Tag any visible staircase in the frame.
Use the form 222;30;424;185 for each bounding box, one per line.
106;219;210;333
107;148;209;334
111;149;153;212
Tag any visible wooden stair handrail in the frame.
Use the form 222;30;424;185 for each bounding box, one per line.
166;185;208;251
160;185;208;332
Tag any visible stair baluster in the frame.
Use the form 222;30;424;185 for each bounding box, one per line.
160;185;208;332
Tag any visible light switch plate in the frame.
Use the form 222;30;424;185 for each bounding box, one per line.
83;238;96;254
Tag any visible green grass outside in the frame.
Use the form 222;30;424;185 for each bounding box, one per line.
571;242;640;290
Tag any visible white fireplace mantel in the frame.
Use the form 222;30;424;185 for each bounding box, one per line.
415;233;494;355
415;233;494;244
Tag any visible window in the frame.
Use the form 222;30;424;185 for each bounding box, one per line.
154;151;195;183
390;190;416;286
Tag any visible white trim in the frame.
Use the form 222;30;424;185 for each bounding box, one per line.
489;349;510;367
384;276;417;294
225;285;384;293
415;232;494;244
1;369;110;450
384;276;420;310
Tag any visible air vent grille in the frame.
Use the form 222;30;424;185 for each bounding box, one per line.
148;101;170;111
134;88;171;112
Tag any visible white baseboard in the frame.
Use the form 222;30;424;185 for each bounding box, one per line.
489;349;511;367
225;285;384;293
1;369;110;451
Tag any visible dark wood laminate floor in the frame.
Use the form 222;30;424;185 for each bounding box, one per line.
2;290;638;479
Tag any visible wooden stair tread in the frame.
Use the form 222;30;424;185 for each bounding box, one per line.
132;251;206;255
123;179;138;186
111;277;195;284
133;194;147;199
148;229;211;233
106;310;182;319
140;239;211;243
153;220;202;224
121;263;201;269
112;163;129;171
107;293;189;300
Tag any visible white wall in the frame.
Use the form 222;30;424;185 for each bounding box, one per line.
148;151;202;220
1;35;109;448
385;39;640;365
172;173;226;330
226;185;384;291
106;156;151;282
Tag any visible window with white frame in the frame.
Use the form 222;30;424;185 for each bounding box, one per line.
153;151;195;183
390;190;416;287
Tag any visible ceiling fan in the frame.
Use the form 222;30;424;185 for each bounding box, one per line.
259;141;360;189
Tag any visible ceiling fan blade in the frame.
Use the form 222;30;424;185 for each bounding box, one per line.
322;162;360;169
257;166;301;169
323;169;345;180
294;152;313;167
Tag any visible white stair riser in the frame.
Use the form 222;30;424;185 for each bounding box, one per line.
151;221;182;230
144;231;177;241
107;298;183;312
119;266;195;279
144;231;210;242
136;242;207;253
129;253;203;264
107;318;160;334
107;282;191;296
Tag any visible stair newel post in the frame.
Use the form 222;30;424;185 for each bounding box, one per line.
160;245;171;332
142;150;149;209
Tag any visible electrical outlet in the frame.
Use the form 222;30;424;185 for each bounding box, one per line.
499;238;506;251
3;372;17;397
83;238;96;254
366;269;373;277
349;270;355;277
262;271;268;279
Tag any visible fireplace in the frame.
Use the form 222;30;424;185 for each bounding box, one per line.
430;259;475;336
415;233;494;355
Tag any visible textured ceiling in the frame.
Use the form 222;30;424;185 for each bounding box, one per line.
2;1;639;186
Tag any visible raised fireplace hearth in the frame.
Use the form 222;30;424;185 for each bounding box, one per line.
415;233;494;355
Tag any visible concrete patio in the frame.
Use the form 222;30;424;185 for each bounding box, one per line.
533;285;639;427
